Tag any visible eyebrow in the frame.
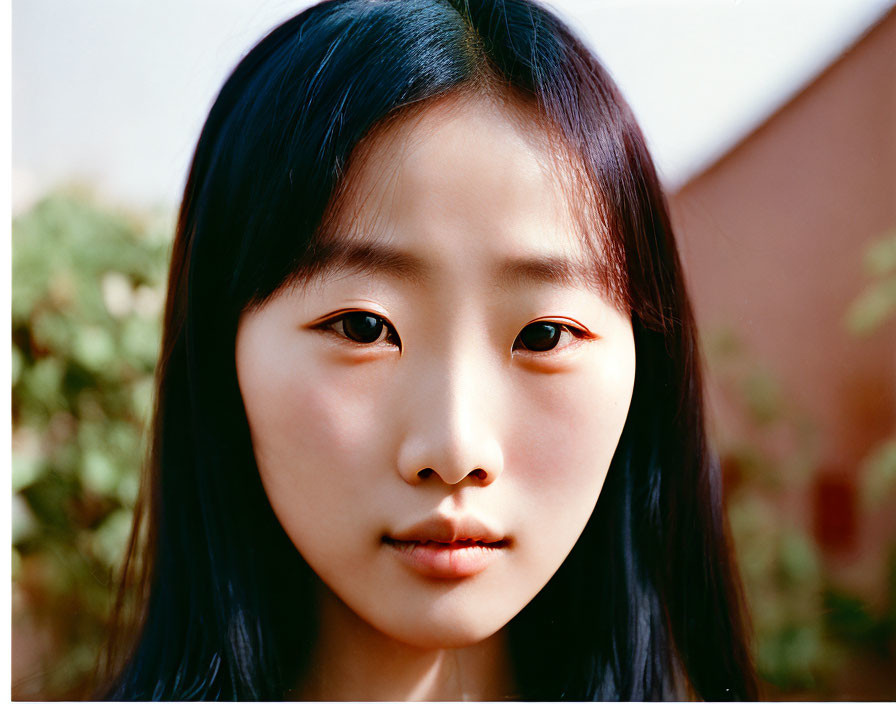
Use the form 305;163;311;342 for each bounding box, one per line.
309;239;608;292
310;240;430;284
495;255;608;292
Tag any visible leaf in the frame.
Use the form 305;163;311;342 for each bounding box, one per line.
861;439;896;509
72;326;117;372
741;367;783;425
845;275;896;336
81;450;120;496
863;231;896;276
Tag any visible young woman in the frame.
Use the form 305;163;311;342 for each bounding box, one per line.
100;0;757;699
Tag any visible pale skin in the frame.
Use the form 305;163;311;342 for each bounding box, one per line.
235;95;637;700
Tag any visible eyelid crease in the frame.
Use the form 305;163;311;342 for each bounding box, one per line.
524;317;598;339
304;306;392;329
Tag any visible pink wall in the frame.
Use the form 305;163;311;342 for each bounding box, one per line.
668;8;896;589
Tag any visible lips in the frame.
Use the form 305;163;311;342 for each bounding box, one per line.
384;515;510;579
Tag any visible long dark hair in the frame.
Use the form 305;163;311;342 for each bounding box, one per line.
100;0;757;699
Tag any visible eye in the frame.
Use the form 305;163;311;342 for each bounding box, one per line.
316;311;401;348
512;321;590;353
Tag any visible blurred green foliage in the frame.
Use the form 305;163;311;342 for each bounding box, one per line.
708;328;828;692
709;227;896;697
850;229;896;513
845;229;896;336
11;189;171;699
715;348;896;695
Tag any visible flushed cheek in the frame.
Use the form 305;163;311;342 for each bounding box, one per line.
248;362;388;478
241;361;391;558
509;377;626;484
504;362;633;553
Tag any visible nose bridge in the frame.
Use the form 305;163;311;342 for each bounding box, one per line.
397;343;503;485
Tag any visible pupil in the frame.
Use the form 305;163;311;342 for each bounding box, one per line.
343;313;383;343
520;322;560;351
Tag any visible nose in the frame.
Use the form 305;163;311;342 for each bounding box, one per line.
396;357;504;487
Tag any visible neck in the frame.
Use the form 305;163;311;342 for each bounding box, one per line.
294;585;517;701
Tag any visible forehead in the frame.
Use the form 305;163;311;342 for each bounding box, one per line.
321;94;594;274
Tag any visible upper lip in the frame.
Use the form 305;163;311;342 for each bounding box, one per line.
386;514;509;545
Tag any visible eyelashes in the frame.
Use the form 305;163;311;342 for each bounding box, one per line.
313;310;594;356
313;311;401;348
512;321;591;353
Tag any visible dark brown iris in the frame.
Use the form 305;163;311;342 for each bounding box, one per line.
342;312;384;343
517;322;561;351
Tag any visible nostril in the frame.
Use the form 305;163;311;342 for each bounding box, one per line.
415;467;488;482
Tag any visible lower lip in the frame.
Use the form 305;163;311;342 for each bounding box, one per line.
384;538;507;579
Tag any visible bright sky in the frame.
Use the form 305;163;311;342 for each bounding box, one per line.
11;0;895;211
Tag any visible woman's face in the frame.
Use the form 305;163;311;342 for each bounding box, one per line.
236;97;636;649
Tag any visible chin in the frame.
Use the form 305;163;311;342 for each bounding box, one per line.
375;609;509;650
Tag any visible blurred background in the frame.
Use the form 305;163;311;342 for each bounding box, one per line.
11;0;896;698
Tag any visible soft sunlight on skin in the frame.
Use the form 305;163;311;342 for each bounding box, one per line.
235;95;637;700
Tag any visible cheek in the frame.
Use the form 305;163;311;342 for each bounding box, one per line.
240;342;386;468
512;369;632;475
236;340;391;546
503;341;635;543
